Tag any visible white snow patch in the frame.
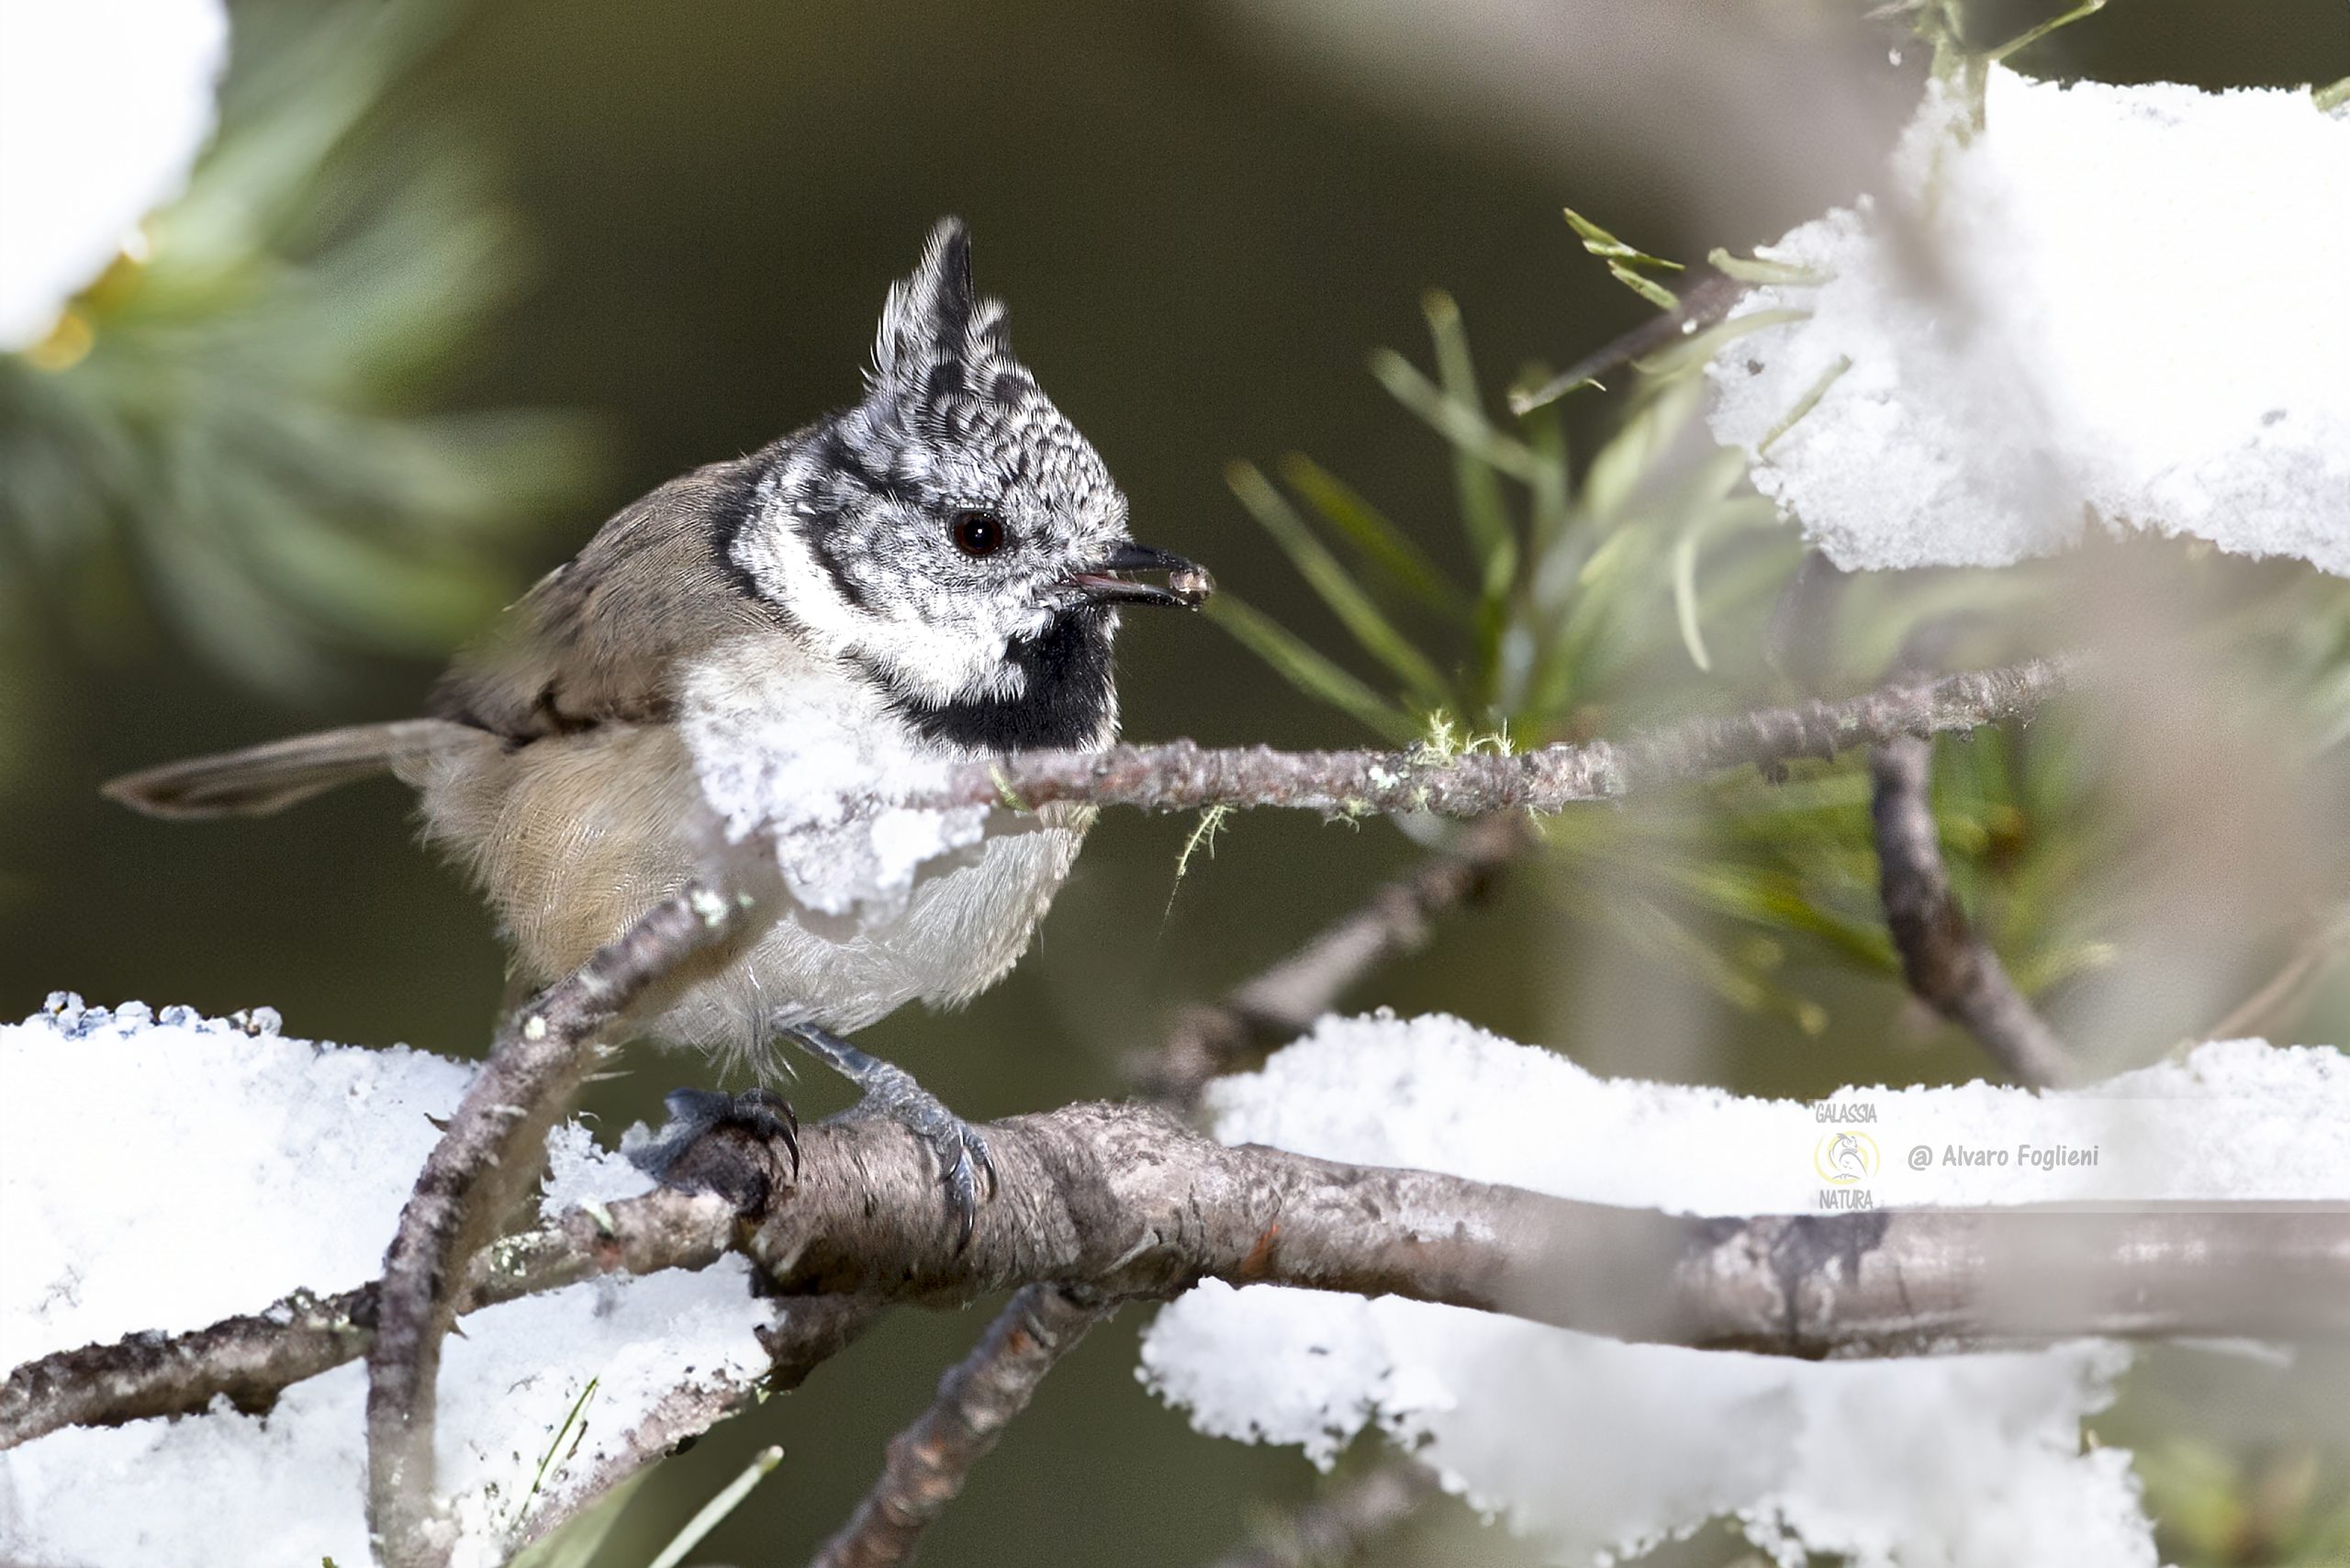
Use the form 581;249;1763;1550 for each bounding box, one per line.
679;654;986;920
1707;68;2350;574
1140;1013;2350;1568
0;0;229;349
0;998;780;1567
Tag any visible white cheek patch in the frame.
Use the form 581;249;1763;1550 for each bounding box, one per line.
866;624;1028;708
733;493;864;655
732;490;1032;709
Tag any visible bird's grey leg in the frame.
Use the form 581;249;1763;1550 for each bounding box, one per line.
778;1022;997;1247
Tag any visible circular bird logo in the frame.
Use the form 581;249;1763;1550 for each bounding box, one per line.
1814;1131;1880;1183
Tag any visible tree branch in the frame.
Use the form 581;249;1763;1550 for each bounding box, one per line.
365;881;765;1568
1871;732;2072;1086
709;1104;2350;1356
17;1100;2350;1484
923;659;2076;819
804;1284;1109;1568
0;1186;737;1452
0;652;2112;1566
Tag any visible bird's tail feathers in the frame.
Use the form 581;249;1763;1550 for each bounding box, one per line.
102;719;476;820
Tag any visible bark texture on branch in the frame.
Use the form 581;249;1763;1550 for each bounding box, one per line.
1871;732;2073;1087
805;1284;1109;1568
726;1104;2350;1356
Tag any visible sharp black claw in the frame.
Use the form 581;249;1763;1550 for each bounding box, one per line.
934;1121;992;1251
732;1084;803;1179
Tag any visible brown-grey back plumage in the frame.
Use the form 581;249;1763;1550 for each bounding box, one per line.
429;455;789;743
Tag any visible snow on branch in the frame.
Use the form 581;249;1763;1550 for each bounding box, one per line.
1708;67;2350;574
0;1001;779;1568
1143;1014;2350;1568
8;1002;2350;1567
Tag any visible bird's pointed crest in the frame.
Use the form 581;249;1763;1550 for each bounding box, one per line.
870;218;1019;410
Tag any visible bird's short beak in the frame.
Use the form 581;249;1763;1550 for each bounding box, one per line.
1064;543;1214;610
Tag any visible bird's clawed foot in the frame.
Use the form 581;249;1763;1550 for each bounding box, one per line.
778;1023;998;1249
627;1085;801;1213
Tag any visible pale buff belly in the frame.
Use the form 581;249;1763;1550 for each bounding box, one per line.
401;722;1087;1066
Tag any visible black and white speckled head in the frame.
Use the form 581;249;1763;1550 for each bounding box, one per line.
732;218;1207;753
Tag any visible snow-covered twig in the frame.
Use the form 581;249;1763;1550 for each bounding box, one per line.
367;881;767;1568
1872;731;2072;1085
805;1284;1108;1568
0;1185;736;1452
1206;1461;1441;1568
920;659;2077;819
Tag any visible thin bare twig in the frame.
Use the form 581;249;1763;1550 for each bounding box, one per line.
923;659;2077;819
1871;732;2072;1086
1507;272;1750;415
1208;1462;1443;1568
1137;814;1530;1108
366;881;766;1568
2199;902;2350;1044
804;1285;1109;1568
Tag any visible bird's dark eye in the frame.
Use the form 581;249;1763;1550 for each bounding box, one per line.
950;510;1007;558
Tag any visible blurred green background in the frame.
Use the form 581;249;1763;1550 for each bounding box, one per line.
6;1;2348;1563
